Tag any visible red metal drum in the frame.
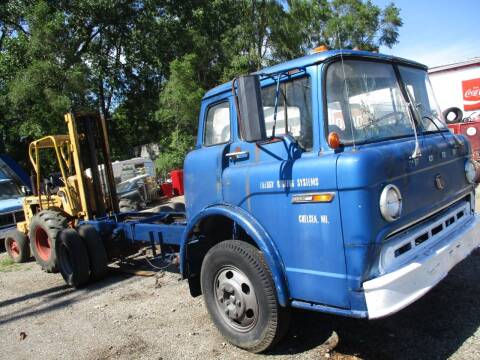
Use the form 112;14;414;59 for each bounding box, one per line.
170;169;184;196
448;119;480;161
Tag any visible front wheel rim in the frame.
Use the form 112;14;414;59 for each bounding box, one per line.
213;266;259;332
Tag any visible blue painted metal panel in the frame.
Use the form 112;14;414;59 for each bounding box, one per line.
0;154;30;187
222;139;350;307
190;65;351;308
336;132;473;310
203;50;426;100
83;213;187;247
179;204;290;306
183;95;235;218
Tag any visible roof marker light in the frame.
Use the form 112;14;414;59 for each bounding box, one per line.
312;45;329;53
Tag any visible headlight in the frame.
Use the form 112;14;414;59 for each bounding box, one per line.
465;160;477;184
380;184;402;222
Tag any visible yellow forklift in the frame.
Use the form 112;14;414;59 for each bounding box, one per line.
4;113;119;284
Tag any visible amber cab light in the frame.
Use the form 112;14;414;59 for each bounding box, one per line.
312;45;329;53
328;131;341;149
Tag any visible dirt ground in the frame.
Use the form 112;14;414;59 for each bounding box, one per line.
1;246;480;360
0;194;479;359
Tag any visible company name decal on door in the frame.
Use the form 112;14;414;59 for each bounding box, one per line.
259;177;319;190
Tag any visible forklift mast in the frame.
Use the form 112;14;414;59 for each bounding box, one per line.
67;112;120;218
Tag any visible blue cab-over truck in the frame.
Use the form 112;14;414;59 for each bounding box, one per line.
80;49;480;352
0;155;29;243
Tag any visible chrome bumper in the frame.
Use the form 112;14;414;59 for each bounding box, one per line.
363;213;480;319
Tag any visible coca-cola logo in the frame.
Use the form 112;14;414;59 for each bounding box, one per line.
465;87;480;98
463;78;480;111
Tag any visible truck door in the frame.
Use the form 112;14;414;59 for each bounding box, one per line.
222;69;350;308
184;95;233;217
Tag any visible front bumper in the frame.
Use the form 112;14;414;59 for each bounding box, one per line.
363;212;480;319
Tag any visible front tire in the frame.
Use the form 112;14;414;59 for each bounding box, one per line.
4;230;30;263
29;210;68;272
200;240;289;353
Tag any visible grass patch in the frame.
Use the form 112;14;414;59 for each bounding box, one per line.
0;255;22;272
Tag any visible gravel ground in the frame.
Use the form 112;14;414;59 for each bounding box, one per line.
1;247;480;360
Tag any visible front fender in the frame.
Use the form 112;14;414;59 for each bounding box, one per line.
180;204;289;306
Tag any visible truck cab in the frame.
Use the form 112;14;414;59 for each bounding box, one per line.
181;50;480;351
0;154;28;242
0;179;25;240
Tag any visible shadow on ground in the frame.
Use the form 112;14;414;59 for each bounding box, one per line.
269;251;480;359
0;256;178;327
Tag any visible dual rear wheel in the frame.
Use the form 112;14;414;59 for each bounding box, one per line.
26;210;108;288
57;225;109;288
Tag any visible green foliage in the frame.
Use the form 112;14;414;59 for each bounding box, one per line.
157;54;205;137
0;255;21;272
155;130;195;178
0;0;403;172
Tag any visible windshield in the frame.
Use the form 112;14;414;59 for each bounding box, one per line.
398;65;447;132
326;60;414;145
0;180;22;199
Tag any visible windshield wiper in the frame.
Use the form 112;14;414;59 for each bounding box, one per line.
404;89;422;159
423;114;463;148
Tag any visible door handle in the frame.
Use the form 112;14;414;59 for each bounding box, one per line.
226;150;249;160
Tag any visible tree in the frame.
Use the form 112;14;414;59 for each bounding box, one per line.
0;0;403;173
273;0;402;61
153;54;203;173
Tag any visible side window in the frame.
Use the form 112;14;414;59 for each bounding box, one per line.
204;102;231;146
261;77;313;150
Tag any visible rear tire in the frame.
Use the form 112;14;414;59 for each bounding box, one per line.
29;210;67;273
4;230;30;263
78;225;108;281
443;107;463;124
200;240;290;353
56;229;90;288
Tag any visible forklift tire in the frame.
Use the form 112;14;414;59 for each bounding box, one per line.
4;230;30;263
200;240;290;353
119;198;139;212
29;210;68;273
56;228;90;288
78;225;108;281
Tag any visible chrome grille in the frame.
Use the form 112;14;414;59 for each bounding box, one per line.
0;210;24;229
379;201;472;274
